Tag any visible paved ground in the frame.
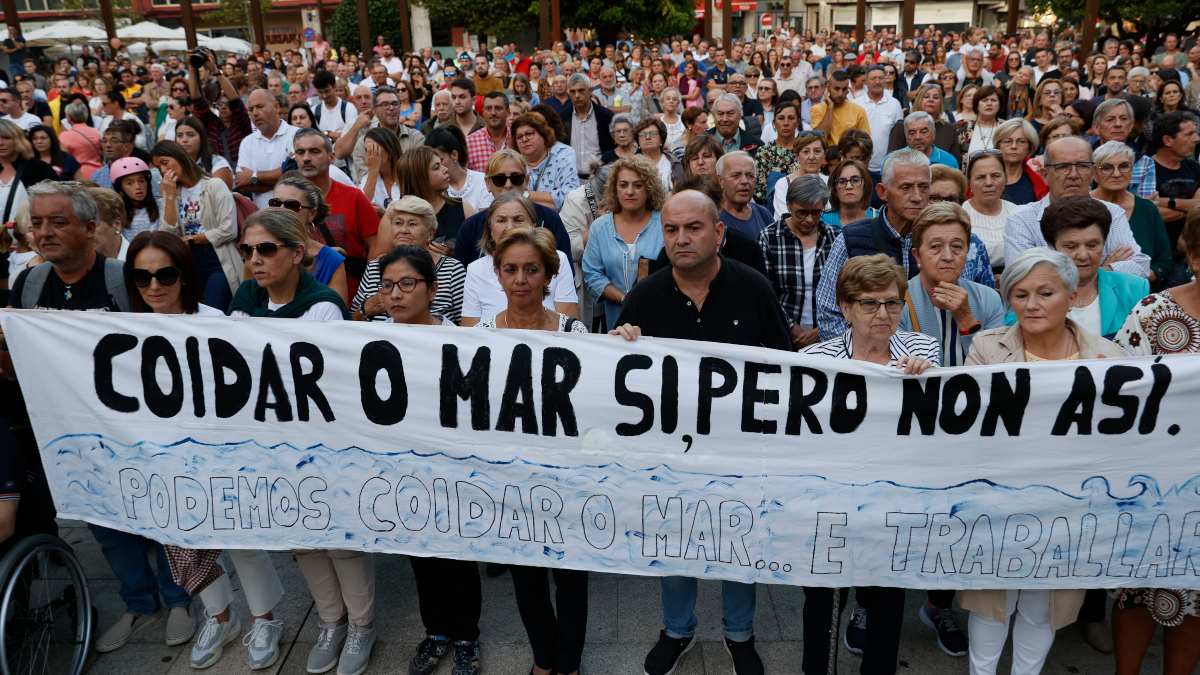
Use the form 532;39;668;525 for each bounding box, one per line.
54;522;1172;675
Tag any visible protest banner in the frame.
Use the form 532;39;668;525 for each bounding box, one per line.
2;309;1199;589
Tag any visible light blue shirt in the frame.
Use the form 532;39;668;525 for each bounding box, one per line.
582;211;664;327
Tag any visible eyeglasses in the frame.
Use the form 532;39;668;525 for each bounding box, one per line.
1046;161;1094;175
835;176;863;188
854;298;904;314
638;131;661;140
238;241;290;259
1097;162;1132;175
789;207;823;221
375;100;401;108
489;172;527;187
268;198;311;211
131;266;181;288
380;276;427;293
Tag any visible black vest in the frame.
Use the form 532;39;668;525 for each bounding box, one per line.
842;212;918;275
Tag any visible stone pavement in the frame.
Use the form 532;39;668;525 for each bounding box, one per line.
60;522;1168;675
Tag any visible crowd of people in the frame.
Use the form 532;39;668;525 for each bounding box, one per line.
0;20;1197;675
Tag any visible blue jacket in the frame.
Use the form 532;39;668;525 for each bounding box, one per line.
582;212;664;327
1004;268;1149;339
900;276;1006;365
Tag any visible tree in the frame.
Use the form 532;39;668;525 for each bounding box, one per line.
413;0;538;39
329;0;409;53
200;0;273;29
416;0;694;43
1029;0;1196;57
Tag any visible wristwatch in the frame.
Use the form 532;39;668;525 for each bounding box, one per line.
522;190;530;199
250;170;259;186
1169;197;1178;211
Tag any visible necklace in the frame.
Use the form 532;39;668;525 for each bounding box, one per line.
500;308;551;330
975;123;995;148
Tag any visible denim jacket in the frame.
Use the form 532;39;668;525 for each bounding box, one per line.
582;211;664;327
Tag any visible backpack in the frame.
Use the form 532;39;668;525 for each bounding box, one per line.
20;258;130;312
312;100;349;127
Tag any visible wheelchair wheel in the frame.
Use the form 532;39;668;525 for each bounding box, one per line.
0;534;93;675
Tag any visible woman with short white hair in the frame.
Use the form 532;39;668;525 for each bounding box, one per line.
1091;140;1173;287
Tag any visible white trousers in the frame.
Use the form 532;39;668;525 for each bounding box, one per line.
968;589;1055;675
294;550;376;626
198;550;285;618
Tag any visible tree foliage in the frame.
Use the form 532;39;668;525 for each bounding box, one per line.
329;0;409;53
1029;0;1195;55
414;0;538;39
415;0;695;42
200;0;273;29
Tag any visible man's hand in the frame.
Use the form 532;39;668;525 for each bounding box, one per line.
235;168;252;188
608;323;642;341
363;293;385;318
790;324;819;348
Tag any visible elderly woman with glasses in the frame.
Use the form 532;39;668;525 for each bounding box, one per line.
1091;140;1173;288
961;247;1126;675
352;195;466;323
993;118;1046;205
603;113;639;163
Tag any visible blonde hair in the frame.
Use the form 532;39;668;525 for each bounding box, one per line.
492;226;560;294
0;119;32;160
603;156;667;214
836;253;908;306
88;187;126;226
485;148;527;176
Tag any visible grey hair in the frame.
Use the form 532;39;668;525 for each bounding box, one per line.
786;174;830;207
431;88;451;103
713;92;742;111
994;117;1039;149
28;181;98;224
65;100;89;123
903;110;935;132
609;113;635;134
293;127;333;154
1092;139;1134;167
567;73;591;89
999;248;1079;301
1094;97;1134;122
1129;66;1150;79
881;147;931;186
714;150;754;176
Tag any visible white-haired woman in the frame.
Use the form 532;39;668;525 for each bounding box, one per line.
1090;140;1174;288
962;248;1126;675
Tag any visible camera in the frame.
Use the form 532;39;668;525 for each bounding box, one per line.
189;48;207;69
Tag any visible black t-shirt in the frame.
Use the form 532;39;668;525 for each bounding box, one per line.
9;254;123;311
1003;171;1038;205
1154;158;1200;245
617;256;790;349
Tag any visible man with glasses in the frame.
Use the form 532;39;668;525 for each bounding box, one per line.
759;175;835;349
774;54;806;96
726;74;763;137
293;127;378;297
334;85;425;184
0;88;39;131
800;76;824;129
92;120;159;192
1005;136;1150;278
898;51;926;106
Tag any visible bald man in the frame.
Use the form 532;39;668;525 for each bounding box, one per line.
610;189;788;675
236;88;299;208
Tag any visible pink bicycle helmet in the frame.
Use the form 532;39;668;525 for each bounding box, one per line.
109;157;150;184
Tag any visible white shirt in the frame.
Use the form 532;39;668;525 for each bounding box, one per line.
231;301;344;321
236;120;299;208
1005;195;1150;278
357;173;402;209
855;91;903;172
381;56;405;76
316;97;358;136
963;199;1016;267
1068;295;1102;335
772;173;827;220
461;251;578;322
449;169;492;211
329;164;354;186
3;111;40;131
800;246;816;327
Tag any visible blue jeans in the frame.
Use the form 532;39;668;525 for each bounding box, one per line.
89;525;190;614
661;576;756;642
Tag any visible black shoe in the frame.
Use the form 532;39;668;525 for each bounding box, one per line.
408;636;450;675
919;605;968;657
643;630;694;675
451;640;480;675
724;636;764;675
844;605;867;655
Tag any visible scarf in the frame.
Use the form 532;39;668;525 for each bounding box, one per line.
228;271;350;319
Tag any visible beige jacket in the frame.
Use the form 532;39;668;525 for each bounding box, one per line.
959;318;1125;628
166;176;241;293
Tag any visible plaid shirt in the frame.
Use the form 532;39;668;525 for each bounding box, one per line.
465;127;510;172
192;97;251;168
1130;155;1158;199
758;217;835;329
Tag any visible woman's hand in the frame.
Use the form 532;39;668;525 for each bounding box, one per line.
364;141;382;175
363;293;385;318
897;355;933;375
428;239;453;257
161;168;178;199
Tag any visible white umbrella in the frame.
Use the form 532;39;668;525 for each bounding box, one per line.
206;36;252;55
148;39;199;54
23;22;108;46
118;21;186;42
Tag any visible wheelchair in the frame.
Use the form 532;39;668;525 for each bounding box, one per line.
0;532;93;675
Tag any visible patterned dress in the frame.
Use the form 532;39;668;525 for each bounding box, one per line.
1114;289;1200;626
753;143;799;204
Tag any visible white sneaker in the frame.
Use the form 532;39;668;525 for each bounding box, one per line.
95;611;161;653
307;622;347;674
243;617;285;670
190;613;241;669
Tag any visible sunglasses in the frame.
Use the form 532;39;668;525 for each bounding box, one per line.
268;198;310;211
489;172;526;188
131;266;181;288
238;242;290;260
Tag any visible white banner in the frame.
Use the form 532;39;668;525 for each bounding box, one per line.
3;309;1199;589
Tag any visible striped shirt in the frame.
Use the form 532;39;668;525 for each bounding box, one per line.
351;254;467;323
801;327;942;366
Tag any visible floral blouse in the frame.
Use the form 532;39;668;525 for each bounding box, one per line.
1115;290;1200;355
754;143;799;204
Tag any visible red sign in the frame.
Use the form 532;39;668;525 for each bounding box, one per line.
761;13;773;25
732;0;756;10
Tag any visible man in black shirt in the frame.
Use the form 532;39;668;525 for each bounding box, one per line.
1147;112;1200;285
3;182;191;653
610;190;788;675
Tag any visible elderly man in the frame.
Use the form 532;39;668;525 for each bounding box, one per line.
817;148;996;339
856;66;903;175
1005;135;1150;279
609;190;790;675
717;150;773;240
800;76;824;129
420;89;454;136
1091;97;1139;158
708;92;762;155
892;111;959;169
958;47;994;90
465;91;511;172
810;70;869;144
774;53;808;96
334;85;425;184
759;175;836;349
543;74;572;117
592;66;629;113
236;89;298;208
558;73;615;179
886;83;962;159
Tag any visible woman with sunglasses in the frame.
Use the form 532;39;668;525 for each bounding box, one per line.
156;97;188;142
272;173;349;303
352;195;466;323
125;230;224;317
756;78;780;144
151;140;241;312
